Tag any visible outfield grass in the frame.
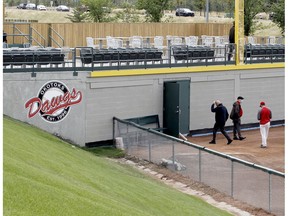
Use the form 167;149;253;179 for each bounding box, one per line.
3;116;232;216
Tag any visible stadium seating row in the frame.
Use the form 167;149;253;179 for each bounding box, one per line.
172;46;215;61
244;44;285;59
3;49;65;67
80;48;163;65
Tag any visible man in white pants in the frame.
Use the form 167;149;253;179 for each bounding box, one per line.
257;101;272;148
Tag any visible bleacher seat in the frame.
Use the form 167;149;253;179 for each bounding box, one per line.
37;49;52;67
50;49;65;67
3;51;13;67
80;48;93;65
11;50;26;67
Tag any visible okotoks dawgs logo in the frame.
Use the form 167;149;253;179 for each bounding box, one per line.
25;81;82;123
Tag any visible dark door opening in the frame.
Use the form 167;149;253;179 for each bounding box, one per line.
163;80;190;137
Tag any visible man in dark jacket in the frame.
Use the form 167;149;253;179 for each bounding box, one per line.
228;22;235;61
230;96;246;140
209;100;233;145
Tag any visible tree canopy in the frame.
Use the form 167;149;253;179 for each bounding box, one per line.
136;0;170;22
82;0;112;22
270;0;285;34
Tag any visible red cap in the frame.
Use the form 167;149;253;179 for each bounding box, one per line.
260;101;265;107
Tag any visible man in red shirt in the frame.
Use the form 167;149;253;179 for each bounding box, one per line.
257;101;272;148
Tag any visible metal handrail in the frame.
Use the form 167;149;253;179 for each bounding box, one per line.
31;27;46;47
12;25;30;43
49;26;65;48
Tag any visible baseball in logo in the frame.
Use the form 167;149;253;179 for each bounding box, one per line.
25;81;82;123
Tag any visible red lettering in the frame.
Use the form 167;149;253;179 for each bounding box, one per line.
25;98;41;118
25;88;83;118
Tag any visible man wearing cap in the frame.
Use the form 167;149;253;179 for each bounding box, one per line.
257;101;272;148
230;96;246;140
209;100;233;145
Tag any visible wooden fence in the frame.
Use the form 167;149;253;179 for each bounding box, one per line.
3;22;232;48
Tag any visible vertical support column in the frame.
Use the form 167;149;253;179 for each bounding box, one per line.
235;0;245;65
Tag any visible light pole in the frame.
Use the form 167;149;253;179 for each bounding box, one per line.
206;0;209;23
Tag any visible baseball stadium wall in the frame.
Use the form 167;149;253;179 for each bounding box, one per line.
3;64;284;147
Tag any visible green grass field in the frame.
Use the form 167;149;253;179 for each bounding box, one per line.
3;116;232;216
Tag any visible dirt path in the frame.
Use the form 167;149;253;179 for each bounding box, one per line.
187;126;284;173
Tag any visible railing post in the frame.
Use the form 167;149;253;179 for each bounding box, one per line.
73;48;77;76
231;159;234;197
172;141;175;170
112;117;116;147
268;172;271;212
199;149;202;182
148;139;151;162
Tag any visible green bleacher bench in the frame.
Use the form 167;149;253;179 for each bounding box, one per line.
125;115;166;132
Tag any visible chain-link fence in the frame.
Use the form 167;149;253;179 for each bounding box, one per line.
113;117;284;216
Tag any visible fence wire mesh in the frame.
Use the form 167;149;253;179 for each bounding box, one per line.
114;117;284;216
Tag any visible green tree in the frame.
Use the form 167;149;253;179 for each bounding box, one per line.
114;2;141;23
270;0;285;34
136;0;170;22
244;0;265;36
66;6;89;22
193;0;205;16
82;0;112;22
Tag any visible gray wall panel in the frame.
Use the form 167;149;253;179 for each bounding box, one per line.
190;79;235;129
240;76;284;124
85;82;158;142
3;72;87;146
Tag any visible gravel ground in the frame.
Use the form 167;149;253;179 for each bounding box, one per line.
115;156;276;216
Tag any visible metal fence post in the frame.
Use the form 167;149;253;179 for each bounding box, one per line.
199;149;202;182
112;117;115;146
148;139;151;162
231;159;234;197
126;124;130;150
269;173;271;212
172;141;175;170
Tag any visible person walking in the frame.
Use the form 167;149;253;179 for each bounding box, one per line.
230;96;246;140
228;22;235;61
209;100;233;145
257;101;272;148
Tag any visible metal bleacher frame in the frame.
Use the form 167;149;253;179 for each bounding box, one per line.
2;35;285;77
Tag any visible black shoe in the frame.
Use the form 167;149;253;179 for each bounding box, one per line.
209;140;216;144
227;139;233;145
239;137;246;140
233;137;239;140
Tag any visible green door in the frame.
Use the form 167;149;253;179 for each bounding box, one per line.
163;82;180;137
163;80;190;137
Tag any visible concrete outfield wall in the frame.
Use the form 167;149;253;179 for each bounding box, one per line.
3;67;284;146
3;72;88;146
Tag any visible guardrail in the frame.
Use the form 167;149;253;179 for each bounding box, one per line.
2;44;284;77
